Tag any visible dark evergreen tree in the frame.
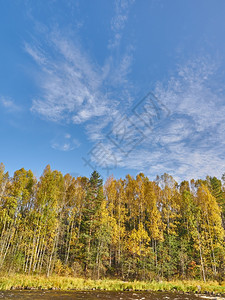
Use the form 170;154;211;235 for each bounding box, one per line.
80;171;104;275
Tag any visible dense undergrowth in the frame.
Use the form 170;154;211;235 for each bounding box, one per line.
0;275;225;293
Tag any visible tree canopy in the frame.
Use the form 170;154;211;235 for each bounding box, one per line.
0;163;225;281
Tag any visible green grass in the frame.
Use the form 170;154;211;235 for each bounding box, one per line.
0;275;225;293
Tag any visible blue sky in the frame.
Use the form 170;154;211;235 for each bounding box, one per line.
1;0;225;181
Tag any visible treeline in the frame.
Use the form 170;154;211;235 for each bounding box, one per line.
0;163;225;281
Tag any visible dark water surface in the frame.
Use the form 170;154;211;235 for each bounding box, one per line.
0;291;208;300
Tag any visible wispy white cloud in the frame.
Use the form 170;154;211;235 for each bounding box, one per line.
27;36;110;123
133;60;225;180
87;58;225;181
26;29;135;125
25;43;47;65
25;26;135;147
109;0;135;49
51;133;80;151
0;97;21;112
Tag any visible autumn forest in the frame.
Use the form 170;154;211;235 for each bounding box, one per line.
0;163;225;282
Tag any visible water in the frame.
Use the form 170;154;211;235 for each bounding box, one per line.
0;291;209;300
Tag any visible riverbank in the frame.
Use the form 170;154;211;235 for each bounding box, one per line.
0;275;225;294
